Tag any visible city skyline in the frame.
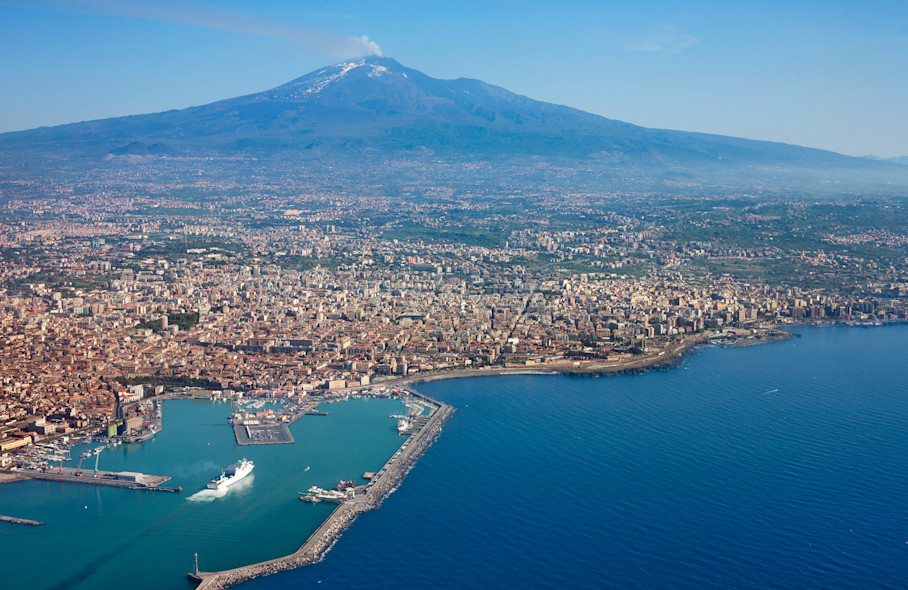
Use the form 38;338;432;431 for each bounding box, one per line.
1;0;907;158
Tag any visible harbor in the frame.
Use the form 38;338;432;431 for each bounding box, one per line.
228;385;431;448
188;387;454;589
0;387;445;589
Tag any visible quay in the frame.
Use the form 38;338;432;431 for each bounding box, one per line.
0;514;44;526
233;423;294;446
231;401;326;446
189;388;454;589
2;467;182;493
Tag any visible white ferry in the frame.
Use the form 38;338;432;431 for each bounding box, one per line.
207;459;254;490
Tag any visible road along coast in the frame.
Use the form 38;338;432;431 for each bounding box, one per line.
385;327;796;387
189;394;454;590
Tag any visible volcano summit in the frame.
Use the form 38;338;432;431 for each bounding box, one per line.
1;56;905;196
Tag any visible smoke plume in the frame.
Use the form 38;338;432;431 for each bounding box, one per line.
27;0;382;57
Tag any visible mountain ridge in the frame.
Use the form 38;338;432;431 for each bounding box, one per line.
1;56;905;195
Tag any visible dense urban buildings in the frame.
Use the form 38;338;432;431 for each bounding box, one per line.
2;188;906;460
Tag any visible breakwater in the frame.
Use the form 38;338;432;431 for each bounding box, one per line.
189;396;455;590
0;514;44;526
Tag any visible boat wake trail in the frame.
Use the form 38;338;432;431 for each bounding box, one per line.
186;489;227;502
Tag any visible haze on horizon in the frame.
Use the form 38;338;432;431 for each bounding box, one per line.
0;0;906;159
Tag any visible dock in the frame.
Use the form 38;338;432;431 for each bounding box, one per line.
233;423;294;446
3;467;181;492
230;401;328;446
0;514;44;526
189;387;454;589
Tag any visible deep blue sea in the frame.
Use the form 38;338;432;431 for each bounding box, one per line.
239;325;908;590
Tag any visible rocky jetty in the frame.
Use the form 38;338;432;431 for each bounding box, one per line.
192;401;455;590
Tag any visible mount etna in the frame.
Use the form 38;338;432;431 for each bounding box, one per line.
1;56;905;197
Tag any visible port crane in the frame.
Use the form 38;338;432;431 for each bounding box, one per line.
44;452;68;474
74;452;88;476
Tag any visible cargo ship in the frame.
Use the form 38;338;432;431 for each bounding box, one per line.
125;427;156;443
132;430;155;443
207;458;254;490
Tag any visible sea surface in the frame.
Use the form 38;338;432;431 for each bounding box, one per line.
3;325;908;589
237;325;908;590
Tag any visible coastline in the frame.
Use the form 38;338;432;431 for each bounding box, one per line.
184;327;788;588
216;320;908;589
0;321;892;586
381;327;795;387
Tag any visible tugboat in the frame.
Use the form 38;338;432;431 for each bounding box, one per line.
334;479;355;491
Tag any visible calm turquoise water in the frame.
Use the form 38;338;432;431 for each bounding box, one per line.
0;397;408;590
239;325;908;590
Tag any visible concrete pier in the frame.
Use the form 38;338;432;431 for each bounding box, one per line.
231;401;327;446
233;423;294;446
0;514;44;526
3;467;181;492
189;392;454;590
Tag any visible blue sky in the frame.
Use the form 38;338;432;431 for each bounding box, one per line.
1;0;906;157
